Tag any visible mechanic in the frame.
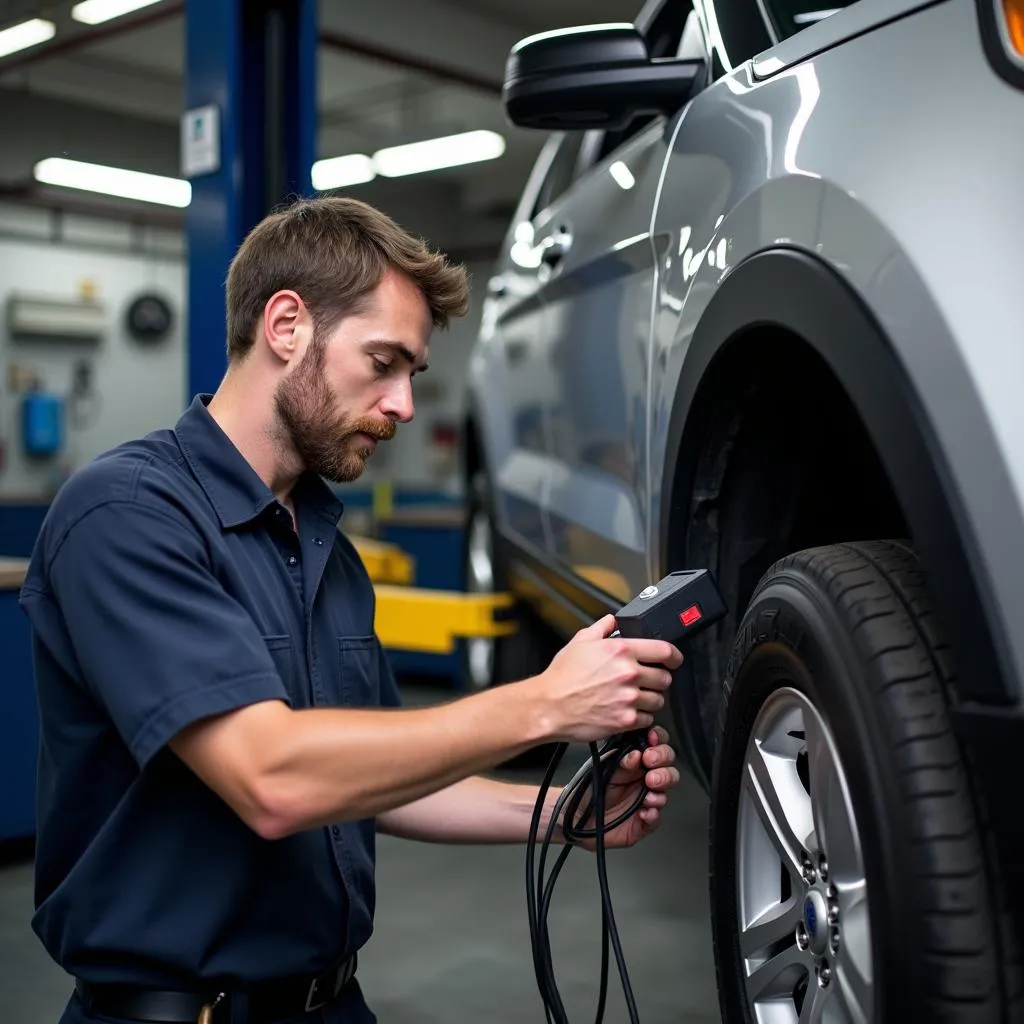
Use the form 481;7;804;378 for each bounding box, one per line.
18;195;684;1024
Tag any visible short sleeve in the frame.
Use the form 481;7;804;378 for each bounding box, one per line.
41;500;291;767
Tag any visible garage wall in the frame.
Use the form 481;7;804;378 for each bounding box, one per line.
0;197;494;502
0;201;187;501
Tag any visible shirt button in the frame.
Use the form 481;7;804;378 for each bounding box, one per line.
287;555;298;566
331;825;340;837
313;537;324;546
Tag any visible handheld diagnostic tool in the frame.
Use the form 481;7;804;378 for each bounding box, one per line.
527;569;727;1024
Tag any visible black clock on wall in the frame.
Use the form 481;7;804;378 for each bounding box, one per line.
126;292;174;343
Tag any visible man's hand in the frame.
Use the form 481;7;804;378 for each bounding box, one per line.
572;727;681;851
533;615;683;744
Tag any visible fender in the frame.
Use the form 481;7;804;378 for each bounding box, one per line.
659;246;1015;708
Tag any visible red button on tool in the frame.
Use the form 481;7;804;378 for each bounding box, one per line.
680;604;702;627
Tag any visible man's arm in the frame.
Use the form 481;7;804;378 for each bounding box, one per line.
374;728;682;847
41;495;681;843
375;775;564;845
170;613;676;841
169;691;556;840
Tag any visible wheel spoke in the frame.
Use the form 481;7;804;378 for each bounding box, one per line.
746;742;813;877
798;980;831;1024
805;710;862;883
745;941;809;1003
834;956;872;1024
740;894;803;958
836;889;872;1024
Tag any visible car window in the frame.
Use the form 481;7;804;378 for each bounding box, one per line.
527;0;699;213
530;131;587;218
590;0;697;164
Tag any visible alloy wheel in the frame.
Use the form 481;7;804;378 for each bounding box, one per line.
737;686;873;1023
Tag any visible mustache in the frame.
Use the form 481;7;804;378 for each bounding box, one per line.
350;418;397;442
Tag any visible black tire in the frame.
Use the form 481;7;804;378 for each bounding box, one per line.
461;470;560;692
709;540;1015;1023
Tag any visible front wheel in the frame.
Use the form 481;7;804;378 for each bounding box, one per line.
709;541;1010;1023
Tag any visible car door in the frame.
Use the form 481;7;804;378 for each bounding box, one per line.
534;0;700;604
479;132;587;553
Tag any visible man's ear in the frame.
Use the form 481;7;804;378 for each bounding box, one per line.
262;290;311;364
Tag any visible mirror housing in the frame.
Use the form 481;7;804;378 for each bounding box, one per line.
502;23;704;132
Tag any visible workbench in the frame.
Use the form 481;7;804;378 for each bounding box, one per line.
0;558;36;844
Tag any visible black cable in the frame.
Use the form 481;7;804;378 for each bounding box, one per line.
526;729;652;1024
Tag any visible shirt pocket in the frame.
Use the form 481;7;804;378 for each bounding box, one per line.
338;636;382;708
262;634;304;706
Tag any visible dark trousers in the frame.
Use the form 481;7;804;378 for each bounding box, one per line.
59;981;378;1024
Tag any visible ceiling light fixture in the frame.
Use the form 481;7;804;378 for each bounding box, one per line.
34;157;191;208
372;130;506;178
0;18;55;59
71;0;165;25
311;153;376;191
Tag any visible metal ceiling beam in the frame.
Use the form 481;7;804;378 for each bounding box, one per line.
319;29;501;96
0;0;504;97
0;1;184;77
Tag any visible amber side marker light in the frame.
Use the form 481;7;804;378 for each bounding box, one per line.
1002;0;1024;57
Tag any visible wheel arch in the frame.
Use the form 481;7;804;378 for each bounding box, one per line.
660;247;1015;723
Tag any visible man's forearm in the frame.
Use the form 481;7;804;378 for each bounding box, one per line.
376;774;565;845
171;681;557;840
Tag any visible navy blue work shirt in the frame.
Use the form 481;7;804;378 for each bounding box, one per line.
19;394;401;1023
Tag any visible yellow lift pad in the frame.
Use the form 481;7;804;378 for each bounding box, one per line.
350;535;415;586
373;585;517;654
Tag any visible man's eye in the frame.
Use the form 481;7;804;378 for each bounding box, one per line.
371;357;389;375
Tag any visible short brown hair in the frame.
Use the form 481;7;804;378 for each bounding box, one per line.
225;195;470;361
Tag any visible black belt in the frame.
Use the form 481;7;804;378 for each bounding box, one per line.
75;954;357;1023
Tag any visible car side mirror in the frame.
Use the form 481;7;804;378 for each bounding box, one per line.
502;23;704;132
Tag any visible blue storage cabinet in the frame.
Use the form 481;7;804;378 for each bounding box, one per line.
0;559;37;843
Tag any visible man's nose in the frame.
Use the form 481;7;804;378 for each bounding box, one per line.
381;380;415;423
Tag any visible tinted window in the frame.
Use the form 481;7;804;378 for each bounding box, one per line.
533;132;587;216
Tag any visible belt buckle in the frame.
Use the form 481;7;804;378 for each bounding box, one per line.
303;975;328;1013
303;961;347;1013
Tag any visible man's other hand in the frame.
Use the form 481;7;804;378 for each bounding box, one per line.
574;726;681;850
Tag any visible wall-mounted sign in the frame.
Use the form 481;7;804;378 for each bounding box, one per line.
181;104;220;178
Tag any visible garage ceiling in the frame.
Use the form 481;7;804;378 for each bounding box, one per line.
0;0;640;237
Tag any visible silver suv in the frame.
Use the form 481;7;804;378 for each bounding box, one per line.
461;0;1024;1020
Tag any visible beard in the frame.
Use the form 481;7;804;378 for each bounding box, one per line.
273;335;396;483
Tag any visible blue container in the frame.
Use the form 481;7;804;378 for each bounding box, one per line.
22;392;63;456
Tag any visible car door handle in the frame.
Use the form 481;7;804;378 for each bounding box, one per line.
540;228;572;266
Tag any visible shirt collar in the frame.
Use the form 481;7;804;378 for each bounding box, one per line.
173;394;344;530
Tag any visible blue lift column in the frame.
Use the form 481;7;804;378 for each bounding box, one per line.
184;0;318;399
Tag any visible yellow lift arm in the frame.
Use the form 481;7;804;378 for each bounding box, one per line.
374;584;516;654
349;535;415;586
349;533;517;654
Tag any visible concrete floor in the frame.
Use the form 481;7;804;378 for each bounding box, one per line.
0;680;722;1024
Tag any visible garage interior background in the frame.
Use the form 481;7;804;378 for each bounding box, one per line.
0;0;610;513
0;0;639;838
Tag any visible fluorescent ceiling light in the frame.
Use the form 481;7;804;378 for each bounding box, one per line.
312;153;375;191
71;0;164;25
373;130;505;178
0;18;55;58
34;157;191;208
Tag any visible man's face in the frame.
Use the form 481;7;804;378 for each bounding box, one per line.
274;269;431;483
